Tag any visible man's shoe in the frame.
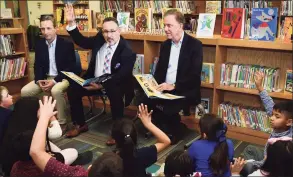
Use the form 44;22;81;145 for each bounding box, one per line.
106;138;116;146
66;124;88;138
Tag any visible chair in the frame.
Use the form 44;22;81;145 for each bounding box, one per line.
74;50;106;123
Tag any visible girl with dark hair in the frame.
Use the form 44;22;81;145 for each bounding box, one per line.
111;104;171;177
188;114;234;177
0;97;77;176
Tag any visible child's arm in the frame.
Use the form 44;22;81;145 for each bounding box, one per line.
255;71;275;116
48;116;62;140
138;104;171;153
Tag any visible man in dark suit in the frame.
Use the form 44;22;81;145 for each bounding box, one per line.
64;5;136;145
146;9;203;144
21;15;76;130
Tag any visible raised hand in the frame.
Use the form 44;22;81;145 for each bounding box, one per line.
230;157;246;174
254;71;264;92
138;104;153;126
64;4;75;25
39;96;57;120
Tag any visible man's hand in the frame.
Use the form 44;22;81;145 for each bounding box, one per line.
254;71;264;92
83;83;102;91
138;104;153;126
65;4;76;26
230;157;246;174
39;96;57;121
42;80;55;92
156;83;175;92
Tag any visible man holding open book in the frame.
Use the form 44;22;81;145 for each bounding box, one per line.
64;4;136;145
145;9;203;144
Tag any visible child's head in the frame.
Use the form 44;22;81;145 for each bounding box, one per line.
0;86;13;108
199;114;229;176
164;150;194;177
111;118;137;174
88;152;123;177
261;137;293;177
270;101;293;131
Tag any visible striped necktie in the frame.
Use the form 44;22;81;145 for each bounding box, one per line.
103;46;112;74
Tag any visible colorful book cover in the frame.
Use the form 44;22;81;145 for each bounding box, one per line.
250;8;278;41
196;13;216;38
195;98;210;119
117;12;130;32
285;70;292;93
221;8;246;39
104;12;113;18
283;17;293;43
201;63;214;83
134;8;152;32
133;54;144;75
206;1;221;14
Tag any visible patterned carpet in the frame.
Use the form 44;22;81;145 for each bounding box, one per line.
52;108;265;174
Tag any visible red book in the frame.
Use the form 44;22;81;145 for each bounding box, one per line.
221;8;245;39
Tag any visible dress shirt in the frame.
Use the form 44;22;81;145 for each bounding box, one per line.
165;32;184;84
46;37;58;77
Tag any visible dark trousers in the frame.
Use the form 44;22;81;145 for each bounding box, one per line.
143;96;184;136
67;81;124;126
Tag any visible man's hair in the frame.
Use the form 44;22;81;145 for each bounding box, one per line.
40;14;56;28
103;17;119;26
88;152;123;177
0;86;8;103
273;101;293;120
163;9;185;24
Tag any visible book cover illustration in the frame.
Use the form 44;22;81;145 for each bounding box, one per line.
134;74;184;100
221;8;245;39
196;13;216;38
283;17;293;43
285;70;292;93
206;1;221;14
250;8;278;41
134;8;152;32
117;12;130;32
133;54;144;75
201;63;214;83
195;98;210;119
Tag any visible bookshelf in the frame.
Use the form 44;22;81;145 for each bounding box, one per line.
0;28;29;100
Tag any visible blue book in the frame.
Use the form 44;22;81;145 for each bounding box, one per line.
250;8;278;41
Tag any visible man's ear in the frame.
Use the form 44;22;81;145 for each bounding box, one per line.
286;118;292;127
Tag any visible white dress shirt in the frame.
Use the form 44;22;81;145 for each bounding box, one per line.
46;37;58;77
66;24;119;77
165;32;184;84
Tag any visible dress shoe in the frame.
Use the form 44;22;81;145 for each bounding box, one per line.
106;138;116;146
66;124;88;138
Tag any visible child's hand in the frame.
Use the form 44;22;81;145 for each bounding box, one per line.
230;157;246;174
39;96;57;121
254;71;264;92
138;104;153;126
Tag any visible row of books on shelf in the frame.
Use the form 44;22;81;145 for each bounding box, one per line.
53;0;88;4
0;35;15;57
101;0;134;13
0;57;26;82
220;63;281;92
281;0;293;16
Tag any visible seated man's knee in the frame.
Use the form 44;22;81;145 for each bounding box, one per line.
21;85;31;96
51;86;64;97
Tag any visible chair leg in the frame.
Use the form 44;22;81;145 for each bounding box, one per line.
85;96;106;123
84;96;94;117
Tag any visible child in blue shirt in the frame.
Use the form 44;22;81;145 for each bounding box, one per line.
241;71;293;176
0;86;13;145
188;114;234;177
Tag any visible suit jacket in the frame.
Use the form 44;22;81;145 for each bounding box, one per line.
67;28;136;106
34;35;76;83
154;32;203;105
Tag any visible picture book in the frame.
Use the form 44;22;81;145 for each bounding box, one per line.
206;1;221;14
201;62;214;83
196;13;216;38
283;17;293;43
285;70;292;93
134;74;184;100
250;8;278;41
134;8;152;32
221;8;246;39
195;98;210;119
61;71;112;87
117;12;130;32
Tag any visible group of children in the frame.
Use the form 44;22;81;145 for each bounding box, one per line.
0;71;292;177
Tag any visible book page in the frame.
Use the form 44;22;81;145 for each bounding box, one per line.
61;71;85;86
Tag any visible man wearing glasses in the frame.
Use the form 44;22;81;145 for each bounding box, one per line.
64;5;136;145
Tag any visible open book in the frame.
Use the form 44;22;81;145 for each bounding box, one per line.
134;74;184;100
61;71;112;87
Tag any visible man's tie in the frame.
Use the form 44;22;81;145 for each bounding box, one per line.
103;46;112;74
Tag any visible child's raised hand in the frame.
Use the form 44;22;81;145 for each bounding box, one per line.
254;71;264;92
230;157;246;174
138;104;153;125
39;96;57;121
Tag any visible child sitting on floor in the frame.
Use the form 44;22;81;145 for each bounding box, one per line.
241;72;293;175
188;114;234;177
0;86;13;144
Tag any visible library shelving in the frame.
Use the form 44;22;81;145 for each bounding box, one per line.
0;28;29;100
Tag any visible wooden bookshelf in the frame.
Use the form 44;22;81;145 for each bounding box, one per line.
0;28;23;35
0;52;26;58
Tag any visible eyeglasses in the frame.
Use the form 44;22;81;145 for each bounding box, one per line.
102;29;118;34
